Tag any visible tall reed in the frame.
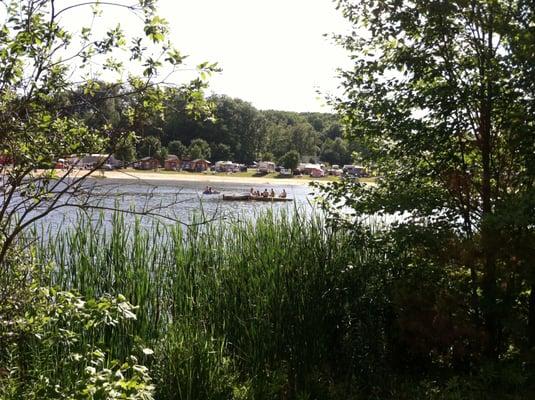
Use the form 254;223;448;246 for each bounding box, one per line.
34;209;376;399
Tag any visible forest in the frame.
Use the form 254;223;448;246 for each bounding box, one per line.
72;86;356;166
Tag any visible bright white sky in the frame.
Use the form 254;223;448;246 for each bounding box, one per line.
50;0;352;113
156;0;352;112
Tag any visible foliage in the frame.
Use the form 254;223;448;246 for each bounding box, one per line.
320;137;352;166
188;138;211;160
167;140;188;158
30;210;535;399
203;96;265;163
210;143;233;162
278;150;300;170
114;135;138;164
0;0;215;266
160;95;347;164
33;211;375;399
0;257;153;399
154;321;244;400
327;0;535;363
259;152;274;162
139;135;167;162
78;91;349;165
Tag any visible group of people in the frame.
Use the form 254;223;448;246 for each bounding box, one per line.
203;186;219;194
249;188;287;198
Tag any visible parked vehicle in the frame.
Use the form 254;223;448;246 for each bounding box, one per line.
279;168;292;177
257;161;276;174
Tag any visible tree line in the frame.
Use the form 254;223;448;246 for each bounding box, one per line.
70;85;357;166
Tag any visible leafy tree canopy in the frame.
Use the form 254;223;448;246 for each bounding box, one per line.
188;138;211;160
168;140;188;158
211;143;233;161
278;150;300;170
0;0;217;264
327;0;535;358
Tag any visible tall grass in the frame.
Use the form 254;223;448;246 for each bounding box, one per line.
33;210;379;399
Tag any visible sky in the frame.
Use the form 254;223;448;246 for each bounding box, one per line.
156;0;352;112
50;0;353;113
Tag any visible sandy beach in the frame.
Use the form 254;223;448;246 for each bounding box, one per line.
86;170;325;186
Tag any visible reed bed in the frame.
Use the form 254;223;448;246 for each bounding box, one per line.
33;209;377;399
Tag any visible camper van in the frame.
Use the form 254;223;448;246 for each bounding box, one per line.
257;161;276;174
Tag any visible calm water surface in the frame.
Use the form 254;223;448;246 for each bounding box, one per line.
36;178;319;233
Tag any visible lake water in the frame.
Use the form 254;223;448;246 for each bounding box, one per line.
35;178;320;233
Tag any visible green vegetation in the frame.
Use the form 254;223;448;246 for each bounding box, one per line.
278;150;300;171
30;211;363;399
80;92;354;165
139;136;168;162
188;138;212;160
2;0;535;398
168;140;188;159
0;211;530;399
0;253;155;399
318;0;535;396
0;0;216;266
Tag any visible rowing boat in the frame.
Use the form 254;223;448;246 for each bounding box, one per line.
222;194;292;202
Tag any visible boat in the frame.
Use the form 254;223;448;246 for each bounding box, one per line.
222;194;292;202
202;190;220;195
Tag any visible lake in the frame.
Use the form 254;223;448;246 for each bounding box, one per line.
35;178;320;233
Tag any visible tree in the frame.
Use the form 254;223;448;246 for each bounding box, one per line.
330;0;535;359
208;96;265;163
260;152;275;162
0;0;217;265
188;138;211;160
168;140;188;158
288;123;320;158
211;143;233;161
320;137;351;166
114;135;137;166
0;0;218;395
278;150;300;171
138;136;161;158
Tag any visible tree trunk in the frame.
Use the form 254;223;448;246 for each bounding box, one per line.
478;11;500;357
480;98;498;359
528;283;535;348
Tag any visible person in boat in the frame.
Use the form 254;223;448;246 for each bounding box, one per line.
270;188;275;197
279;189;287;198
262;189;269;198
250;188;255;196
203;186;218;195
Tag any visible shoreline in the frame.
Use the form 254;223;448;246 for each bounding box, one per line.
79;170;328;186
24;168;374;186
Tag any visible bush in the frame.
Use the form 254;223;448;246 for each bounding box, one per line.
0;257;154;399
